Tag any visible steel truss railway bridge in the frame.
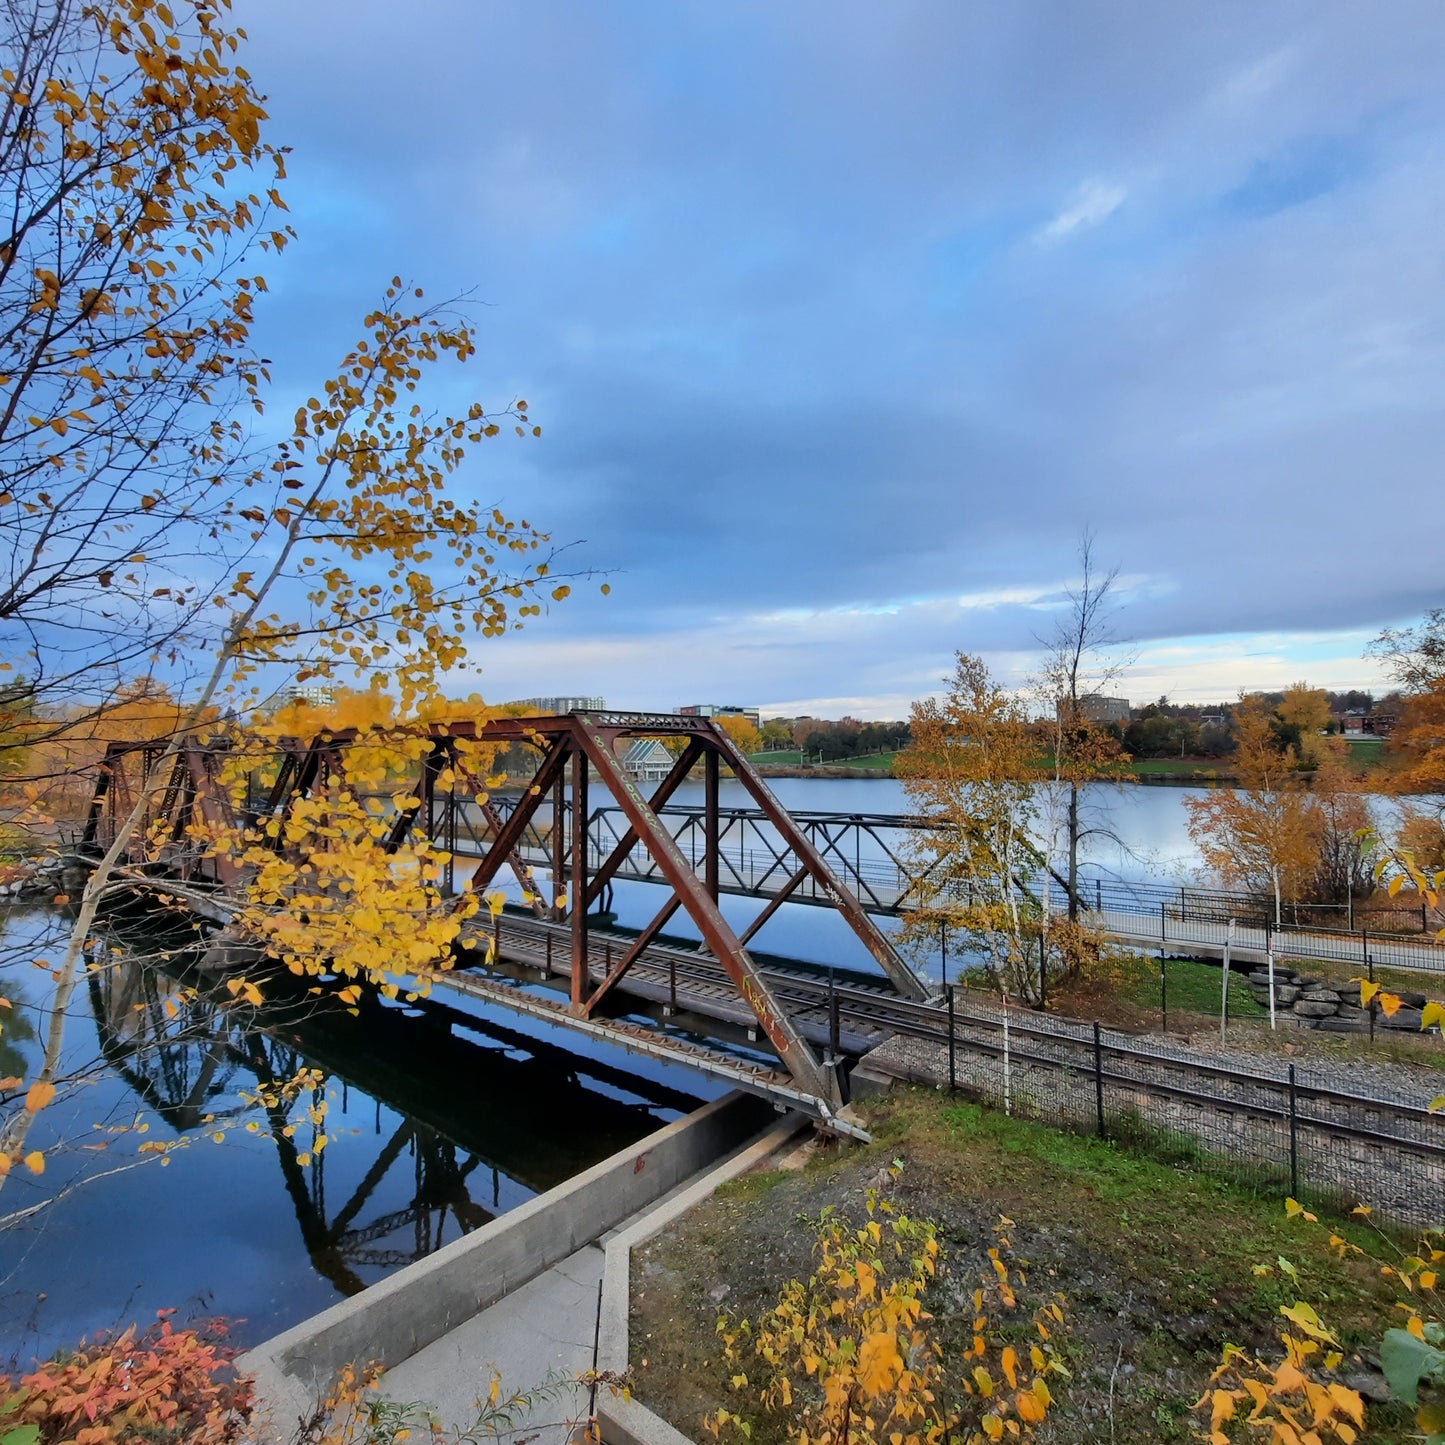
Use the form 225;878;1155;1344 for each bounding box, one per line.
81;709;1444;1138
82;712;931;1138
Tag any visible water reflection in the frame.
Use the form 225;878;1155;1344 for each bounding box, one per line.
1;907;707;1356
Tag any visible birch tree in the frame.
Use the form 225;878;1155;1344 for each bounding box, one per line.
1036;532;1129;921
0;0;576;1196
1185;695;1321;926
896;653;1047;1003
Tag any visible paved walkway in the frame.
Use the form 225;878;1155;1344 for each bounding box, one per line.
1096;907;1445;975
379;1243;604;1444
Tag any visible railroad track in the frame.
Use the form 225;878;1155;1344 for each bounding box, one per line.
460;912;1444;1160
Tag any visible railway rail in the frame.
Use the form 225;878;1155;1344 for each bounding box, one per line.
461;912;1445;1210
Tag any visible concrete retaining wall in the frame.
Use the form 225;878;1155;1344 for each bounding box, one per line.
241;1091;774;1406
596;1114;808;1445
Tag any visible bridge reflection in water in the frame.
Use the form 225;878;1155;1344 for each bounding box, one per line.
71;922;706;1310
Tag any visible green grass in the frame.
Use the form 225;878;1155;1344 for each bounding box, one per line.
1344;736;1387;770
829;750;899;770
747;749;804;764
1109;953;1266;1017
1128;757;1226;776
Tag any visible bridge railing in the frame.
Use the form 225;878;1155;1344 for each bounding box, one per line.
452;798;1444;973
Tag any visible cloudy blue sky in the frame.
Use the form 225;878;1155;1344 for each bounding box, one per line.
236;1;1445;717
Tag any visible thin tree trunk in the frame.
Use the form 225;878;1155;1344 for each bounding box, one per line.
1067;780;1081;923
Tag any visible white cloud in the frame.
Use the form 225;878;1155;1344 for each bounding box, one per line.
1034;180;1127;245
1211;47;1297;113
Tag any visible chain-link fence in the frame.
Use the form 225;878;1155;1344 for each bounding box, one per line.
899;988;1445;1225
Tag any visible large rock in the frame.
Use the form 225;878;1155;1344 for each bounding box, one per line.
1343;1370;1391;1405
1293;1000;1340;1018
1299;988;1341;1004
1380;1007;1425;1031
1250;984;1302;1007
1316;1015;1369;1033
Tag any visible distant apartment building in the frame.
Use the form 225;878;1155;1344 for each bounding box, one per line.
285;684;337;708
676;703;762;729
508;695;605;714
1076;694;1131;725
1363;707;1398;736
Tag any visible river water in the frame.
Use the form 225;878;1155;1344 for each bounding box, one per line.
0;905;716;1364
532;776;1223;980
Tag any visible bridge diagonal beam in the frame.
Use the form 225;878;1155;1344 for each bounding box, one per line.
705;728;927;1000
581;895;682;1018
476;799;548;917
187;747;242;888
382;739;445;852
817;818;889;912
738;864;810;947
739;816;798;895
460;732;573;899
571;717;838;1104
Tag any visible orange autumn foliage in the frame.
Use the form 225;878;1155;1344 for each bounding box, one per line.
0;1314;253;1445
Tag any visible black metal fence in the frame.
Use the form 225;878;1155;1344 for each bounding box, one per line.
1082;874;1433;935
927;987;1445;1226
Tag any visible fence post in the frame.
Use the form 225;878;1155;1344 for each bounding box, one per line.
1039;931;1047;1011
947;984;956;1094
1267;938;1277;1032
1366;937;1375;1043
1160;899;1166;944
545;931;553;977
1001;992;1012;1116
1093;1020;1105;1139
1160;952;1168;1033
1287;1063;1299;1201
828;970;842;1098
1221;918;1235;1041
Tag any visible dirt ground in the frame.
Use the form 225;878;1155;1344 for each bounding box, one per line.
629;1089;1423;1445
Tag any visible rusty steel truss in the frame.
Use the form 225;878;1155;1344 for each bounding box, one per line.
82;711;924;1112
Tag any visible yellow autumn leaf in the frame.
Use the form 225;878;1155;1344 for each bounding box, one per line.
1016;1381;1049;1423
1001;1345;1019;1389
1279;1302;1337;1344
24;1150;45;1174
24;1079;56;1113
1326;1383;1364;1426
1422;1000;1444;1030
858;1332;903;1395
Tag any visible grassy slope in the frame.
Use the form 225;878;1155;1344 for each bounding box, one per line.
630;1089;1417;1445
